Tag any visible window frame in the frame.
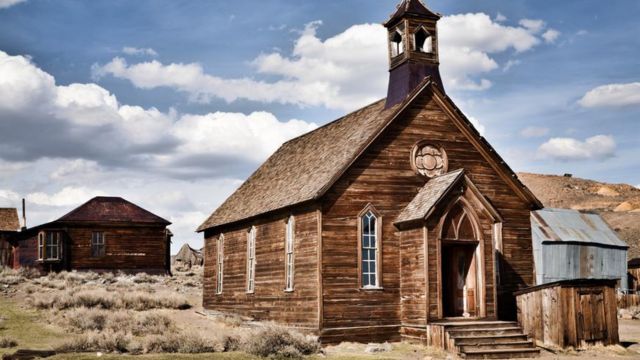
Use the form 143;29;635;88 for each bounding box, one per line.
38;231;61;261
216;234;224;295
357;204;383;290
246;226;257;294
284;216;295;292
91;232;106;258
390;28;405;57
413;26;433;53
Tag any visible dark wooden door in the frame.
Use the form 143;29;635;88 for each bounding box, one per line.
578;290;607;343
442;245;477;317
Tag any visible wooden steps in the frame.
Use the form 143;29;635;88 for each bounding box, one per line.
438;320;539;359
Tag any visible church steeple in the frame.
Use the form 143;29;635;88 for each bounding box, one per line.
384;0;443;109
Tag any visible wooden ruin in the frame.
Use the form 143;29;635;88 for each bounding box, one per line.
516;279;619;349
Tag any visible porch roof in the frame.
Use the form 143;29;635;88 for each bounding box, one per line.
395;169;465;226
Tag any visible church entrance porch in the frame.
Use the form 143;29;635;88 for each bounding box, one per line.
442;242;479;318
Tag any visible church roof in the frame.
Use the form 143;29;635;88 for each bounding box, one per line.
395;169;465;226
0;208;20;232
385;0;441;27
58;196;170;225
198;78;542;232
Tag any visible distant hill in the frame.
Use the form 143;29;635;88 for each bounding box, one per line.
519;173;640;259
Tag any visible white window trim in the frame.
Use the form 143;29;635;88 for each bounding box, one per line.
216;234;224;295
246;226;256;294
390;28;405;57
358;205;383;290
284;216;295;292
37;232;44;260
40;232;61;261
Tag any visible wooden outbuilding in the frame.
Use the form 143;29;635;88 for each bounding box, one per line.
12;197;172;274
627;258;640;292
0;208;20;267
516;279;619;349
198;1;542;355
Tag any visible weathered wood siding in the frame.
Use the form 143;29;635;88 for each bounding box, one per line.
203;209;320;329
320;90;534;342
0;233;13;267
517;280;619;349
66;226;168;273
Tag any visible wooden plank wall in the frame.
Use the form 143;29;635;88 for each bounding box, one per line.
399;226;427;335
202;209;320;329
517;282;619;349
320;91;533;342
618;294;640;309
0;234;13;267
67;225;168;273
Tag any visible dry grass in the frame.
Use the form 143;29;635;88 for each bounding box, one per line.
61;308;174;336
30;288;190;311
56;330;132;354
0;336;18;348
244;325;320;359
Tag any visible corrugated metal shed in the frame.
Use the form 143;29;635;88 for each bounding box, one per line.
531;208;628;288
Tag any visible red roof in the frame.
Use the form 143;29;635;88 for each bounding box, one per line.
0;208;20;232
57;197;170;225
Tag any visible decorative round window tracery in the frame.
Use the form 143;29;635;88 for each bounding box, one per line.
412;143;448;178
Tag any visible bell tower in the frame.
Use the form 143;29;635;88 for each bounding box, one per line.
384;0;443;108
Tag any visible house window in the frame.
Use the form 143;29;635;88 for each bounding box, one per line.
38;231;61;261
414;27;433;53
216;234;224;295
91;232;105;257
359;206;382;289
246;226;256;293
390;29;405;57
285;216;295;292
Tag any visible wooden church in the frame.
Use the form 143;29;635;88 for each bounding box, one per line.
199;0;542;355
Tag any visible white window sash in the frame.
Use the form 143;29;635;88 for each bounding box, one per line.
247;227;256;293
216;235;224;294
285;217;295;291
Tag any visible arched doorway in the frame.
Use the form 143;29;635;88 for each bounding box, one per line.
440;201;482;318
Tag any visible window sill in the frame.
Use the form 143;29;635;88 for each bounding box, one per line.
284;289;294;293
37;259;62;263
360;286;384;291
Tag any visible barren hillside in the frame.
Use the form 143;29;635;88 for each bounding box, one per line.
519;173;640;259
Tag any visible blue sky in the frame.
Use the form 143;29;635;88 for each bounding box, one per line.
0;0;639;252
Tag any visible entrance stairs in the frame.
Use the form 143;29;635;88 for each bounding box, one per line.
440;320;539;359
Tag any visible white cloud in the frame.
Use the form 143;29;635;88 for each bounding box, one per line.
50;159;101;180
0;189;20;207
495;13;507;22
468;116;486;135
519;19;546;33
0;0;26;9
578;82;640;108
538;135;616;161
542;29;561;43
503;59;521;72
93;14;556;109
521;126;549;138
122;46;158;57
0;50;316;176
27;186;106;207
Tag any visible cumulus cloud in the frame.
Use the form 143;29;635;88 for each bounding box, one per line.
578;82;640;108
27;186;106;207
521;126;549;138
519;19;546;33
0;0;26;9
542;29;561;43
93;14;557;110
467;116;486;135
123;46;158;57
538;135;616;161
0;50;316;178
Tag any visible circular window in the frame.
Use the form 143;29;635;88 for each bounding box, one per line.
412;143;448;178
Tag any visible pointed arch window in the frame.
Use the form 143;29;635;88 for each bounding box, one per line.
216;234;224;295
390;29;405;57
358;205;382;289
442;203;478;241
414;27;433;53
246;226;256;293
284;216;295;292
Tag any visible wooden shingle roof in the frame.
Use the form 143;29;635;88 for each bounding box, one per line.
0;208;19;232
58;197;170;225
395;169;465;226
198;79;541;232
385;0;441;27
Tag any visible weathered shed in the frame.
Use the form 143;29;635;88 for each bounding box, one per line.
0;208;20;267
531;208;628;288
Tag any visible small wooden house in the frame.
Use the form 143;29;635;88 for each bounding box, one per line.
531;208;628;288
0;208;20;267
12;197;172;274
198;0;543;352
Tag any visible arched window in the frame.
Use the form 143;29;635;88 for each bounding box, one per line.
246;226;256;293
284;216;295;292
414;27;433;53
359;206;382;289
442;204;478;241
390;29;405;57
216;234;224;295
